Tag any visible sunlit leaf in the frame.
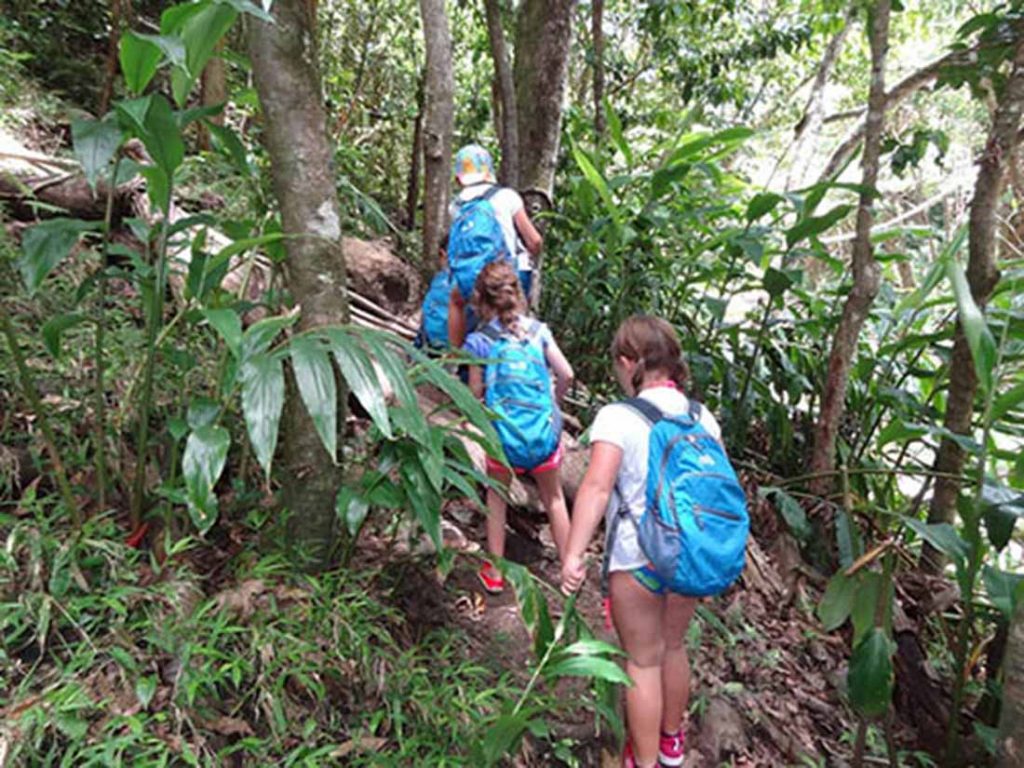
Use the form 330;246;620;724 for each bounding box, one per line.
290;335;337;460
241;353;284;476
545;656;633;685
182;425;230;534
943;253;997;396
325;327;392;439
18;219;98;295
71;117;123;190
119;32;162;94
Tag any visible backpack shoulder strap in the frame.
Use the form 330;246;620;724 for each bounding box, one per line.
479;323;504;342
620;397;665;426
481;184;502;202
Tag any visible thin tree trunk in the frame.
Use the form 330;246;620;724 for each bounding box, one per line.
592;0;606;140
98;0;127;116
809;0;891;499
419;0;454;264
998;597;1024;766
198;42;227;151
817;45;977;183
248;0;348;568
405;72;425;231
786;7;855;190
923;36;1024;571
513;0;578;199
484;0;519;187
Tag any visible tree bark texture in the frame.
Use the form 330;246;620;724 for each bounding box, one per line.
484;0;519;187
419;0;454;264
923;37;1024;569
405;72;425;231
198;42;227;151
998;598;1024;766
786;7;854;190
817;45;978;183
248;0;348;568
98;0;127;117
592;0;606;140
809;0;891;498
513;0;578;198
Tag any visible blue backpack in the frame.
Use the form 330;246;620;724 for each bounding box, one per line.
606;398;748;597
418;270;451;349
481;320;561;470
448;185;510;300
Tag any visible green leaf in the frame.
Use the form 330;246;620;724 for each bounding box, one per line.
904;518;969;561
163;1;238;106
42;313;90;358
187;397;220;429
202;308;242;358
182;425;230;534
785;204;853;249
505;562;554;659
119;32;162;94
848;628;894;717
134;33;187;70
135;675;158;709
818;571;856;631
981;480;1024;552
336;486;370;537
241;353;285;476
572;142;620;227
604;98;633;167
479;712;530;765
18;218;98;294
746;192;784;222
204;120;251;175
325;328;392;439
546;656;633;685
983;565;1024;619
71;117;122;190
763;267;794;300
992;382;1024;423
142;94;185;175
943;254;997;396
850;571;882;646
560;637;626;659
241;312;298;360
54;712;89;740
218;0;275;23
764;488;811;542
290;336;337;460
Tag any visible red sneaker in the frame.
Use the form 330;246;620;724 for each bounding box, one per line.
478;562;505;594
659;729;685;766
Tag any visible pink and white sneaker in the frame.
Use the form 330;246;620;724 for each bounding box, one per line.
658;729;685;766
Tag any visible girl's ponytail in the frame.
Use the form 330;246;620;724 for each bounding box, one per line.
612;315;689;393
472;261;527;332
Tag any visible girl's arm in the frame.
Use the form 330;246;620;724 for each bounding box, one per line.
561;441;622;593
468;365;484;400
544;338;574;403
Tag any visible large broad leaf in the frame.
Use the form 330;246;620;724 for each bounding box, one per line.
981;480;1024;552
983;565;1024;619
18;219;98;295
572;143;620;228
141;165;171;215
545;656;633;685
505;562;555;660
763;488;811;542
325;328;393;439
119;32;162;94
204;120;252;176
133;33;187;70
241;312;298;361
336;486;370;537
848;628;894;717
785;204;853;249
290;336;337;460
141;94;184;176
818;571;856;631
162;1;238;106
478;712;532;766
746;192;784;222
71;117;123;190
943;254;997;396
904;518;969;562
850;571;882;647
203;308;242;358
241;353;285;476
42;313;90;359
182;424;230;534
763;267;795;301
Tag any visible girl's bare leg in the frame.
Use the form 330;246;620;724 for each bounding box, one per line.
661;593;697;734
532;468;570;560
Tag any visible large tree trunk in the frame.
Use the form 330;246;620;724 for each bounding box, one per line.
419;0;454;264
592;0;606;141
998;597;1024;766
923;37;1024;571
809;0;891;498
248;0;348;568
513;0;577;199
785;7;854;190
484;0;519;187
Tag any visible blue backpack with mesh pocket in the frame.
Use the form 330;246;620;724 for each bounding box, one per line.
480;320;561;470
448;186;511;300
418;270;451;349
606;398;748;597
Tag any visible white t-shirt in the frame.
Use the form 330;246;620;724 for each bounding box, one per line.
589;387;723;573
450;184;532;272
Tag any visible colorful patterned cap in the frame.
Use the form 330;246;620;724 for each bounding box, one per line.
454;144;496;185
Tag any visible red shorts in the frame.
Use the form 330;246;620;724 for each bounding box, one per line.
486;443;563;476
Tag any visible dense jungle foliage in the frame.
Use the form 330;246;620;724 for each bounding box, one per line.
1;0;1023;766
